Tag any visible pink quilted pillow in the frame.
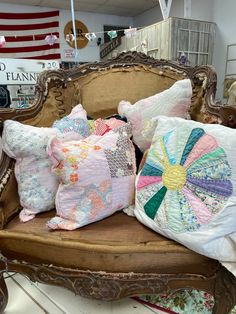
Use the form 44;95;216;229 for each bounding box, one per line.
118;79;192;152
46;125;136;230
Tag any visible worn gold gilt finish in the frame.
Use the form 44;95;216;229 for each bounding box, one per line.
0;52;235;314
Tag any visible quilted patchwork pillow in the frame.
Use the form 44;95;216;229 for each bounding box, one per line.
2;104;90;222
135;116;236;276
46;125;136;230
118;79;192;152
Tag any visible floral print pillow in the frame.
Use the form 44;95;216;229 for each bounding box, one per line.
135;116;236;277
46;125;136;230
2;104;90;222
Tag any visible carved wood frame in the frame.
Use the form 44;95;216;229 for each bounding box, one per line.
0;51;221;123
0;256;235;314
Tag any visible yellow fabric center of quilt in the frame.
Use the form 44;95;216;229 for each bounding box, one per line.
162;164;186;190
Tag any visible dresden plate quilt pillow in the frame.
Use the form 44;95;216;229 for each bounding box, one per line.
46;124;136;230
134;116;236;276
2;104;90;222
118;79;192;152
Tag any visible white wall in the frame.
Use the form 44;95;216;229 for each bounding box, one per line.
170;0;213;22
188;0;213;22
134;0;213;27
133;6;162;27
0;2;133;63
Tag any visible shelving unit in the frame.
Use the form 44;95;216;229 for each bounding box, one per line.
224;43;236;98
101;17;216;66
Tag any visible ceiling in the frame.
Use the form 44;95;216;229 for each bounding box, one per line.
0;0;160;17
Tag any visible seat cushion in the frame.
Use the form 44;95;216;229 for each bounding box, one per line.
0;211;219;275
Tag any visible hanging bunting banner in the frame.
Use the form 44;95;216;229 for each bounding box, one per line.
65;33;75;43
85;32;96;41
0;35;6;48
107;30;118;40
124;27;137;38
45;34;58;46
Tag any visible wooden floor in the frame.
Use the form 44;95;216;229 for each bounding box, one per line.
5;273;166;314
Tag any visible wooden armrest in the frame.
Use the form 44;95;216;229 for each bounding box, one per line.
0;152;20;229
219;105;236;128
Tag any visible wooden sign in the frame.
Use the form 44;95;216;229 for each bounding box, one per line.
0;59;59;85
100;37;121;59
64;20;89;49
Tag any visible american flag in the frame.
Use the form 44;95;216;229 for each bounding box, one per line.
0;11;61;60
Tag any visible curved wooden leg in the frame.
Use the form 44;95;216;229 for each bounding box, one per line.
0;272;8;314
212;267;236;314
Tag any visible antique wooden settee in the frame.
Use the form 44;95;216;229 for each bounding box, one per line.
0;52;235;314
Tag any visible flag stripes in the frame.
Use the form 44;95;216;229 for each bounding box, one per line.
0;10;61;60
